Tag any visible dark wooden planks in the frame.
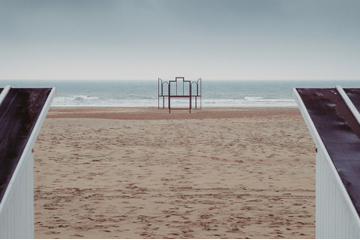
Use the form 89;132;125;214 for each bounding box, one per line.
0;88;51;203
296;88;360;216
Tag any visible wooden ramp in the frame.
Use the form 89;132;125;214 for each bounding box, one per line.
0;86;55;238
293;86;360;239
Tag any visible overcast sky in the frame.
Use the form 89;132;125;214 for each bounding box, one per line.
1;0;359;80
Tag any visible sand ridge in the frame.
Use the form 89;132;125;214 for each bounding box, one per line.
34;107;315;238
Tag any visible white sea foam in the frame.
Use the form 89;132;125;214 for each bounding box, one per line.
244;96;263;101
52;96;296;108
203;98;296;107
74;95;99;100
53;96;159;107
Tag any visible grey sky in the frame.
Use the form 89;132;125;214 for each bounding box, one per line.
1;0;359;80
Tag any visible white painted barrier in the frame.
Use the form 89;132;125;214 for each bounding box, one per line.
316;149;360;238
0;151;34;238
293;88;360;239
0;87;56;239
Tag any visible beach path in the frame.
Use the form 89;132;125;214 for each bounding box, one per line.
33;107;315;238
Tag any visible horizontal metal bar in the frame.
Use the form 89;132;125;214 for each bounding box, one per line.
170;95;195;98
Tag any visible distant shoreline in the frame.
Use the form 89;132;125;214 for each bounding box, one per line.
50;105;298;108
47;106;300;120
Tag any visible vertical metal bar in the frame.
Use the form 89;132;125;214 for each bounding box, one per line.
162;82;164;109
163;82;168;109
189;82;192;113
161;80;163;109
196;81;199;109
199;78;202;109
168;82;171;113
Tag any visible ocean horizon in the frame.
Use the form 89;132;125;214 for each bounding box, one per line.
1;79;359;108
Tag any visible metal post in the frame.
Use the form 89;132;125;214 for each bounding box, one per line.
158;79;160;109
168;82;171;113
189;81;192;113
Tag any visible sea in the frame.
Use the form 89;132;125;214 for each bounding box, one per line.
1;79;360;108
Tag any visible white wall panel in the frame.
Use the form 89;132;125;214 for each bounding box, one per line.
316;147;360;238
0;151;34;238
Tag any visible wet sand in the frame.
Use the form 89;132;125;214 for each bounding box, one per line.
34;107;315;238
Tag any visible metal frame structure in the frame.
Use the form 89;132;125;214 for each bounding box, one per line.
158;77;202;113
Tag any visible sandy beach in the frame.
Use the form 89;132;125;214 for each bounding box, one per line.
33;107;315;238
